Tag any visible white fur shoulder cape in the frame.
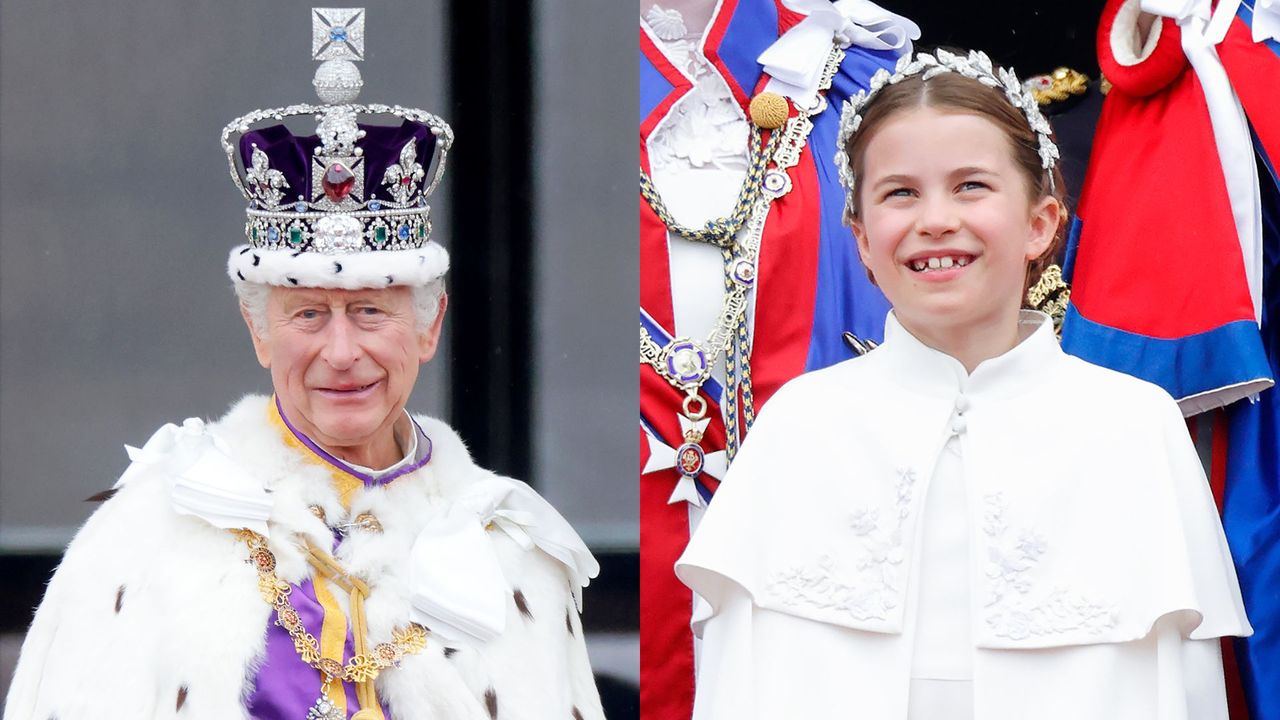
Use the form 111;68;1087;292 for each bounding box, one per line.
4;395;605;720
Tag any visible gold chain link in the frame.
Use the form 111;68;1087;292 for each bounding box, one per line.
237;530;427;685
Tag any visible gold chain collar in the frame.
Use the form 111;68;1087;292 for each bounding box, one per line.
238;530;428;686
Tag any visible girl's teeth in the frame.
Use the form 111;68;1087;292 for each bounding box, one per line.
911;255;972;272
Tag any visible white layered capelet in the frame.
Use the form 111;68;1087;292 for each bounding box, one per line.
677;311;1251;719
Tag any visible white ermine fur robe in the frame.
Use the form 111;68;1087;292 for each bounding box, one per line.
4;396;605;720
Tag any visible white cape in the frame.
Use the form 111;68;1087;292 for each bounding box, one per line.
678;312;1251;719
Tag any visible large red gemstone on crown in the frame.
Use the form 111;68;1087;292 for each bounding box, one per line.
322;162;355;202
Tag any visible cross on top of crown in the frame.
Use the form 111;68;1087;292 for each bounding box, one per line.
312;8;365;62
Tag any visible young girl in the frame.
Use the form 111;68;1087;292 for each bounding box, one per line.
676;49;1251;719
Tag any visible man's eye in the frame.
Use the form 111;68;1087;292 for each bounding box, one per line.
357;307;383;316
297;309;321;320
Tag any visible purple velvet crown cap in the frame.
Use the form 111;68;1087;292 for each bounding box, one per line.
237;120;438;204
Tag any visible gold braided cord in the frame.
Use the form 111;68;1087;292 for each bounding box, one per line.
721;245;742;459
238;530;427;687
310;566;351;716
640;127;777;247
735;311;757;434
306;542;380;714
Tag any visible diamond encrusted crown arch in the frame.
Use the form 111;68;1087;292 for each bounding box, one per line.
834;49;1060;225
221;8;454;257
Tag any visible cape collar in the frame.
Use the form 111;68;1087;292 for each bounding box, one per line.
877;310;1061;401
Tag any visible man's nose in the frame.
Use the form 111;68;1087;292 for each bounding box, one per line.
320;312;361;369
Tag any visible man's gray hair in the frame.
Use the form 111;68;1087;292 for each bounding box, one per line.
234;279;446;335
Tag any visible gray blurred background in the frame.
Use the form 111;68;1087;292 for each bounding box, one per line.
0;0;637;713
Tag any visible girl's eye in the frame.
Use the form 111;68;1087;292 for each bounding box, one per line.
958;180;989;192
885;187;915;199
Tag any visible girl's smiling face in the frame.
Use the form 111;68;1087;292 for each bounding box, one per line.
850;107;1060;352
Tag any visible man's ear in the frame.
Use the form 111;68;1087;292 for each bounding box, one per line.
417;292;449;363
240;305;272;369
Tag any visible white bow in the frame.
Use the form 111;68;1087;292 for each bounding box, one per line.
117;417;209;488
407;510;510;645
406;474;601;644
487;508;536;550
119;418;273;536
462;476;599;598
758;0;920;104
1187;0;1280;44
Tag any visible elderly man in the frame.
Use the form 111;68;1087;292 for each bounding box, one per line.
4;9;603;720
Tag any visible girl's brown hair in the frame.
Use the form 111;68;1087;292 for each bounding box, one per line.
843;69;1068;292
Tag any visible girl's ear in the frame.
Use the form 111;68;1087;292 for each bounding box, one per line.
850;216;881;288
1025;195;1061;262
851;216;872;265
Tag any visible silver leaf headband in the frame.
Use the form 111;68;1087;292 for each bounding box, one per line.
834;49;1060;224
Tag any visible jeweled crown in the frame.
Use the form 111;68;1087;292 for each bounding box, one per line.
222;9;453;279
